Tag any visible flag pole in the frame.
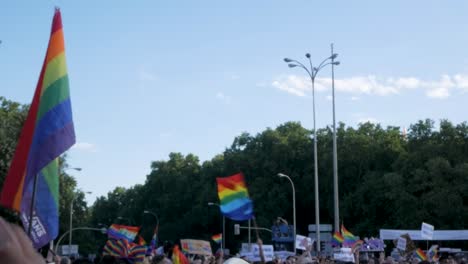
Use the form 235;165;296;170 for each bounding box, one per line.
252;217;265;264
27;174;39;236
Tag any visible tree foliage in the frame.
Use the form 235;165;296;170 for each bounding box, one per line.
2;96;468;254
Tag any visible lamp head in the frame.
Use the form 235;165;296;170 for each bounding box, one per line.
284;58;293;63
305;53;311;58
331;53;338;59
288;64;297;68
333;61;340;65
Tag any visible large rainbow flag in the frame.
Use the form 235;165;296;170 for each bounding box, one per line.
0;8;75;248
216;173;254;221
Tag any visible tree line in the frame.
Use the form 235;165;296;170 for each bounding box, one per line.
1;96;468;255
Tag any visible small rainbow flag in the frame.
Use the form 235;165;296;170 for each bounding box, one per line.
216;173;254;221
427;245;438;261
341;225;358;247
415;248;428;261
0;8;75;248
172;245;189;264
107;224;140;242
331;231;344;247
212;233;222;244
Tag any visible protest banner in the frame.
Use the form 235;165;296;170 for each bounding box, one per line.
180;239;212;255
239;244;274;262
421;223;434;240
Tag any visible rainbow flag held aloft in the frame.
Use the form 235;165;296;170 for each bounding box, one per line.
331;231;344;247
0;8;75;248
103;239;147;263
172;245;189;264
415;248;428;261
341;225;358;247
107;224;140;242
216;173;254;221
427;245;438;261
212;233;222;244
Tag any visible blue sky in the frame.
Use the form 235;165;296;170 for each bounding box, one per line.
2;1;468;203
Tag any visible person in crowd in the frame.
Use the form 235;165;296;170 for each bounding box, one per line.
61;256;71;264
152;254;173;264
0;216;46;263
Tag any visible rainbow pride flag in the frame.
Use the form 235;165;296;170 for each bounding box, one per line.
415;248;428;261
212;233;222;244
427;245;438;261
103;239;147;263
331;231;344;247
216;173;254;221
172;245;189;264
107;224;140;242
341;225;358;247
0;8;75;248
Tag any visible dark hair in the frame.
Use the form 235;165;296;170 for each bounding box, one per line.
152;255;166;264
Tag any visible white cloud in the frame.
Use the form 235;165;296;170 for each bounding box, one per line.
72;142;97;152
272;73;468;99
216;92;232;104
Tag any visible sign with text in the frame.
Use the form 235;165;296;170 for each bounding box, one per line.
397;237;407;251
180;239;212;255
421;222;434;240
295;235;313;250
308;224;333;232
240;244;275;262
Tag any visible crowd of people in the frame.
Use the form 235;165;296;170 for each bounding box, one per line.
0;215;464;264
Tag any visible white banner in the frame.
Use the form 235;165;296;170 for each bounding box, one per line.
334;252;355;263
239;244;274;262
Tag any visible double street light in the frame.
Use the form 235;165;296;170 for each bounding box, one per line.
284;46;340;252
208;202;225;250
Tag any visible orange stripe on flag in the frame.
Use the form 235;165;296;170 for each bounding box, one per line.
45;29;65;64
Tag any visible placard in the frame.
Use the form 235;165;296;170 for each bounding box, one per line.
295;235;313;250
421;222;434;240
180;239;212;255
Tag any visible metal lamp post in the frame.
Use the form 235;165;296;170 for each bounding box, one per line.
69;190;91;256
208;202;225;250
143;210;160;245
284;49;339;252
278;173;296;254
330;44;341;233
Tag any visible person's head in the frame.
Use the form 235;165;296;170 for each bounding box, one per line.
152;255;172;264
60;256;71;264
286;256;297;264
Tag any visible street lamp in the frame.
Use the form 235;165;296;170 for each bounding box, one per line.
330;44;340;233
208;202;225;250
143;210;159;245
284;49;339;253
69;190;91;256
278;173;296;254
